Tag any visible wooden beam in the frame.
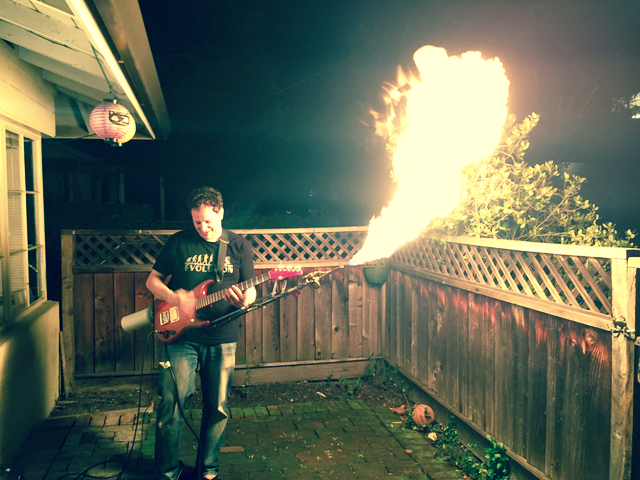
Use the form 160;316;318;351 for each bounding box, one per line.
73;357;375;385
17;46;108;90
0;0;92;54
424;233;640;260
43;70;105;103
60;233;76;395
609;259;635;480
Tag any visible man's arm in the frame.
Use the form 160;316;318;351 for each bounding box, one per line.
146;269;196;311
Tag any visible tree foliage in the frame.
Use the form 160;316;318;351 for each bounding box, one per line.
428;113;635;247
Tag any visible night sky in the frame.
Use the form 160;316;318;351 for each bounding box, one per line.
61;0;640;231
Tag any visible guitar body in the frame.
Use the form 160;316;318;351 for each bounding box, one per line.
152;266;302;343
154;279;216;343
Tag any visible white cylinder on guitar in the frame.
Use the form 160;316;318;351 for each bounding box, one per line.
121;308;153;332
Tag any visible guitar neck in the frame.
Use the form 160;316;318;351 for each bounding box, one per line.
196;272;271;309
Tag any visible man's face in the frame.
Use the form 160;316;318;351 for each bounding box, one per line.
191;204;224;242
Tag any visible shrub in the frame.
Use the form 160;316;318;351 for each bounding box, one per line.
427;113;635;247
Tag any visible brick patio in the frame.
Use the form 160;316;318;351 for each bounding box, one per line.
11;400;462;479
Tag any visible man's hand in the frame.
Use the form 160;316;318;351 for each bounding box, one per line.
168;288;197;315
224;285;256;309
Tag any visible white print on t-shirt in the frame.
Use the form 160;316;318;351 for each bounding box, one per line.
184;255;233;274
223;256;234;274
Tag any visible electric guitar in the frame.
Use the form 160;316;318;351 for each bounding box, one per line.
154;266;302;343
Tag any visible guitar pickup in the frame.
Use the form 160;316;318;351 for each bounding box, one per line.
159;307;180;325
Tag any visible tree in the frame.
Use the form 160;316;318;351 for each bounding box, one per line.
427;113;635;247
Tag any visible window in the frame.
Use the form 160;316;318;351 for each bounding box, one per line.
0;123;45;326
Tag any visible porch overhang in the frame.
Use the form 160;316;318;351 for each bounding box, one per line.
0;0;171;140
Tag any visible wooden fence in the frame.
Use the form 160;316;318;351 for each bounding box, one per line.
386;233;639;480
60;227;379;387
60;228;639;480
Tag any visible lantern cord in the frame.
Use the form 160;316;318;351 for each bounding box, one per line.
90;43;119;100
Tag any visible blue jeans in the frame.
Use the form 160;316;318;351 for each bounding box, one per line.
155;341;236;479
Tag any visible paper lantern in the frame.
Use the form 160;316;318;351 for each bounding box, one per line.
90;99;136;146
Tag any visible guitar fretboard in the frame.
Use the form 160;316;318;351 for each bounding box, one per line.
196;272;271;309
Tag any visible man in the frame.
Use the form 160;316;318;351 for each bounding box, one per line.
147;187;256;480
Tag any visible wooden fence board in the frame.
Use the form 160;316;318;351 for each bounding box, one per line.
417;278;430;389
484;297;497;435
362;274;371;356
546;315;564;479
61;234;76;394
262;288;280;364
94;273;115;373
511;305;529;457
429;284;447;398
133;272;153;372
297;277;315;361
403;274;412;376
114;273;135;373
560;322;589;480
236;312;247;365
370;283;381;355
348;267;363;358
314;272;332;361
331;268;349;359
495;302;515;448
382;280;390;360
73;273;94;374
396;273;404;371
467;293;484;426
444;285;458;410
388;269;398;364
245;282;263;365
410;275;420;380
526;310;548;472
280;276;298;362
455;288;469;417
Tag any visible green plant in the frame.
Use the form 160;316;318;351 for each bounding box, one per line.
428;113;635;247
426;416;510;480
363;353;377;381
240;357;252;387
337;377;362;399
478;436;510;480
326;371;334;383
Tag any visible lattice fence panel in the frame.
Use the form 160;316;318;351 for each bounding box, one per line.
241;230;366;263
72;229;368;267
74;233;170;267
392;236;613;316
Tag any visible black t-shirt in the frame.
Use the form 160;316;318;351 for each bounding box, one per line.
152;228;255;345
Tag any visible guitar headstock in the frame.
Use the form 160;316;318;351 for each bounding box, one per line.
269;265;303;280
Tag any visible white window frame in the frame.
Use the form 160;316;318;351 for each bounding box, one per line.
0;119;46;328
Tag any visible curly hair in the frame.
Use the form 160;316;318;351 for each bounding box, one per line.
187;187;223;212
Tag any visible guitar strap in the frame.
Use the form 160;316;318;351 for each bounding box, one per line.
215;229;229;283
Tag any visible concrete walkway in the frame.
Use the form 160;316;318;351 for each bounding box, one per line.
12;400;463;479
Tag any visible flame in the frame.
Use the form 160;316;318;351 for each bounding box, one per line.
350;46;509;265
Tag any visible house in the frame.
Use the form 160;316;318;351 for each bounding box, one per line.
0;0;170;463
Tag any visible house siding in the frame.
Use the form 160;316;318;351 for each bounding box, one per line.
0;39;55;137
0;301;59;463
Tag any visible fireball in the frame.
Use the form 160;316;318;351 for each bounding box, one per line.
350;46;509;265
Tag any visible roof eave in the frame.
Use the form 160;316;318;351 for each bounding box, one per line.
67;0;171;140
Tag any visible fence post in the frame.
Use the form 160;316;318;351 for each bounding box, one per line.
60;232;76;396
610;258;635;480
